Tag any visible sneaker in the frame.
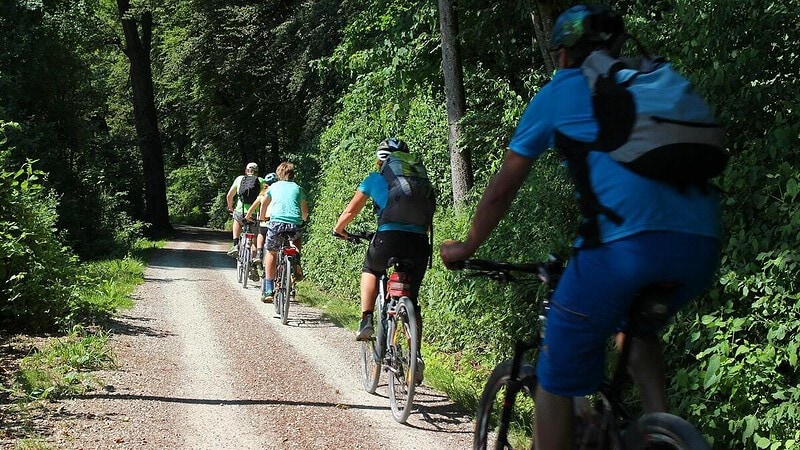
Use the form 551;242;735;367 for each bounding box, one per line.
249;266;260;282
254;250;263;265
226;244;239;257
414;357;425;385
294;264;304;281
355;314;374;341
261;290;274;303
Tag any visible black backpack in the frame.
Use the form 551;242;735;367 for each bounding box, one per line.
556;44;728;247
238;175;260;204
378;152;436;228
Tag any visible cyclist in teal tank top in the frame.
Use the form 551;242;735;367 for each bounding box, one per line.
257;162;308;303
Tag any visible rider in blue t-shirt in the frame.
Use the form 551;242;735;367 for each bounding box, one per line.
440;5;721;449
333;138;430;384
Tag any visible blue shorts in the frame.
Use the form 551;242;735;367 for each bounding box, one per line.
536;231;720;397
265;221;301;252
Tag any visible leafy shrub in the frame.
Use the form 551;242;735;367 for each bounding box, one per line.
167;164;218;226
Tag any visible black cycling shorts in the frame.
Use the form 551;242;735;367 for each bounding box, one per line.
362;231;430;304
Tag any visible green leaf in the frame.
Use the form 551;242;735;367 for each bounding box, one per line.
704;354;720;389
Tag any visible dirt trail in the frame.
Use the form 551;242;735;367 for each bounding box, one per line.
21;226;475;449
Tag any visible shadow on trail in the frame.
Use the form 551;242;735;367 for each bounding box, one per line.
148;247;234;270
106;315;174;338
74;392;387;412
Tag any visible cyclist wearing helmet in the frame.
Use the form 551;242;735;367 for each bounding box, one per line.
333;138;430;382
440;5;721;449
246;172;280;271
226;162;268;257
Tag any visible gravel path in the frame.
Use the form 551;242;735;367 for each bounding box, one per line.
32;226;474;449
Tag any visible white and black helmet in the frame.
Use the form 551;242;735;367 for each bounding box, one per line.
375;137;409;161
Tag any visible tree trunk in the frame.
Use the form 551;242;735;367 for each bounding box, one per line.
117;0;171;235
531;1;559;74
438;0;472;209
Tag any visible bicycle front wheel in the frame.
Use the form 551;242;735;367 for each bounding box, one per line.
624;413;711;450
387;299;418;424
474;360;538;450
279;255;291;325
359;339;381;394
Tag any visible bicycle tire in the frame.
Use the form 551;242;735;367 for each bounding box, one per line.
624;413;711;450
273;258;283;315
388;298;418;424
360;293;386;394
242;239;253;289
473;360;538;450
279;255;291;325
236;245;245;284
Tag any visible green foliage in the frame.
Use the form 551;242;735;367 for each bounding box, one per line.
166;165;217;226
12;325;115;400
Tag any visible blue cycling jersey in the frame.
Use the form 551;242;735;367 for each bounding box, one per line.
508;68;722;246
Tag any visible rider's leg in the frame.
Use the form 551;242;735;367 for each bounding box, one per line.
534;387;574;450
627;334;668;413
356;271;378;340
360;271;378;313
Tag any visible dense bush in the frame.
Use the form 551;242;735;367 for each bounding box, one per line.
167;165;218;226
0;122;83;331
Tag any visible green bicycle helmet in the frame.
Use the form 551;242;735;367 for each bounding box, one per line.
550;4;625;51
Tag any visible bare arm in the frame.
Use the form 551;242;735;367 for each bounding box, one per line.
301;200;309;222
226;185;237;211
246;196;262;220
259;194;272;222
440;150;535;264
333;191;369;237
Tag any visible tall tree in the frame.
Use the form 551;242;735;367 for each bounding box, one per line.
117;0;170;234
531;0;558;74
438;0;472;207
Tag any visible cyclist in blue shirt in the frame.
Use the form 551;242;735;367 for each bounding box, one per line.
333;138;430;383
440;5;721;449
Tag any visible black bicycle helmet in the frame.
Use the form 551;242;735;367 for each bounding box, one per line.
550;5;625;51
376;138;409;161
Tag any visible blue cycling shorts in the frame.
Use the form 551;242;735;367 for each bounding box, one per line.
536;231;720;397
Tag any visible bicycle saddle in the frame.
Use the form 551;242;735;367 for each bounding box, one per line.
630;283;680;331
388;257;414;272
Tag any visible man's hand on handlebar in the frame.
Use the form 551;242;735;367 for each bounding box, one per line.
332;229;350;241
440;239;477;270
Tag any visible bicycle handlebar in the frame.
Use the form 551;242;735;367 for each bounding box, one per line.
453;256;563;284
331;230;374;244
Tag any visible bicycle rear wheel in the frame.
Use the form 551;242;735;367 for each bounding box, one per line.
387;299;418;424
473;360;538;450
624;413;711;450
273;258;284;315
241;242;251;288
236;245;245;284
279;255;291;325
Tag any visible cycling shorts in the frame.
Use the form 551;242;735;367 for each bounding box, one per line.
536;231;720;397
233;211;261;235
265;221;302;252
362;231;430;306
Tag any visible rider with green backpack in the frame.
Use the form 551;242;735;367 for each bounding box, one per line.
333;138;435;383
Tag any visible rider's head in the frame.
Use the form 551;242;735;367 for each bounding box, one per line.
264;172;279;185
276;162;295;181
375;138;409;166
551;4;625;67
246;162;258;175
